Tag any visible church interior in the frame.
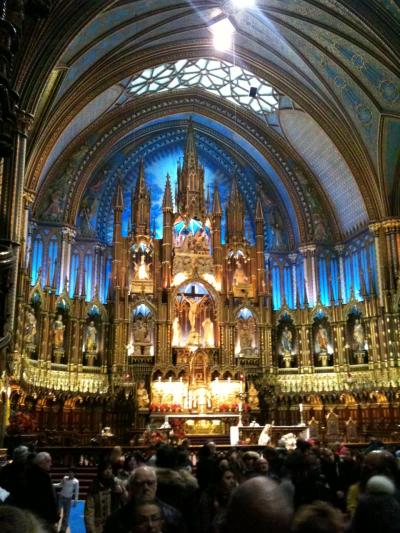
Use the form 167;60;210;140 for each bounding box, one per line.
0;0;400;448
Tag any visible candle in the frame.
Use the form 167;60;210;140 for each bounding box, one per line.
299;403;303;412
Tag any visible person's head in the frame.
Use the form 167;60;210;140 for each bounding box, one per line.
222;476;292;533
131;501;164;533
242;451;259;471
128;466;157;502
217;468;238;493
256;457;269;475
12;445;29;463
33;452;52;472
366;475;396;496
111;446;123;461
97;460;113;481
292;501;343;533
352;493;400;533
361;450;398;489
67;468;75;479
0;506;47;533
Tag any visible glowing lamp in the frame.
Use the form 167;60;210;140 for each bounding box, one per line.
210;18;235;51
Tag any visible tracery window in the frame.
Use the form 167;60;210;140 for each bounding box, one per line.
128;58;279;118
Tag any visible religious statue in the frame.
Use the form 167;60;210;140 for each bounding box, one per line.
316;324;328;352
258;423;271;446
24;309;37;345
238;319;254;353
172;317;182;346
135;255;151;280
137;381;150;409
192;229;210;254
53;314;65;349
248;382;259;410
132;317;152;356
353;319;365;351
182;295;206;332
233;259;249;285
202;317;214;347
281;326;292;353
86;321;98;352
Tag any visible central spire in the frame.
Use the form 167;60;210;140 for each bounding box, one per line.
177;119;205;218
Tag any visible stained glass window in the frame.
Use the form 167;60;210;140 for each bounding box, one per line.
128;59;279;118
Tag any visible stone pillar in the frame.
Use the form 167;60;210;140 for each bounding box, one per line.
334;245;346;303
369;223;387;306
299;245;316;306
289;254;297;308
59;227;76;293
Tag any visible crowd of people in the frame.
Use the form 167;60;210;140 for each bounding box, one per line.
1;437;400;532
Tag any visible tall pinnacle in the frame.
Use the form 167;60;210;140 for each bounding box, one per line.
113;181;124;211
212;184;222;216
162;173;173;211
177;119;205;217
132;158;151;235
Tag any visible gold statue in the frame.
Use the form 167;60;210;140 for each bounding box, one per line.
172;317;182;346
53;314;65;348
202;317;214;347
137;381;150;409
248;382;259;410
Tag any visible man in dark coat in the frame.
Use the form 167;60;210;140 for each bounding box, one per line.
19;452;59;531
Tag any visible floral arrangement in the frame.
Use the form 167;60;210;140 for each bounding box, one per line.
218;403;240;412
149;403;182;412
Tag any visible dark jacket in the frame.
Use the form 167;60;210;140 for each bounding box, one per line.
103;497;187;533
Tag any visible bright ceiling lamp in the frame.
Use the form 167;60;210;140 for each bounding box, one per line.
210;18;235;51
231;0;255;7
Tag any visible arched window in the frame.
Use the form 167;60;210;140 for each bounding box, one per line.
318;256;329;306
69;253;79;298
296;261;305;308
344;255;352;303
352;251;361;300
284;264;293;308
272;264;281;310
31;235;43;285
103;256;112;303
84;254;93;301
48;236;58;289
330;256;339;303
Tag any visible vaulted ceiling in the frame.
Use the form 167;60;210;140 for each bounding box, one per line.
18;0;400;248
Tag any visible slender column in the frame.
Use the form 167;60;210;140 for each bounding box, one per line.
289;254;297;308
59;228;76;293
335;245;345;303
299;245;316;306
369;223;387;306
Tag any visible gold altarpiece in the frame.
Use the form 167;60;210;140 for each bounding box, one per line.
10;123;400;444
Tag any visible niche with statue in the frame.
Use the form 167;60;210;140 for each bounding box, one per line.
52;299;69;364
312;312;333;367
130;239;153;293
346;307;368;365
277;313;297;368
172;282;215;350
84;305;102;366
235;307;257;358
227;248;253;297
128;304;154;357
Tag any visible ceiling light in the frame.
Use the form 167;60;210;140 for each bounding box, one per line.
210;18;235;51
231;0;255;8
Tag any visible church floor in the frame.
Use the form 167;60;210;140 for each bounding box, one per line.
62;500;85;533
